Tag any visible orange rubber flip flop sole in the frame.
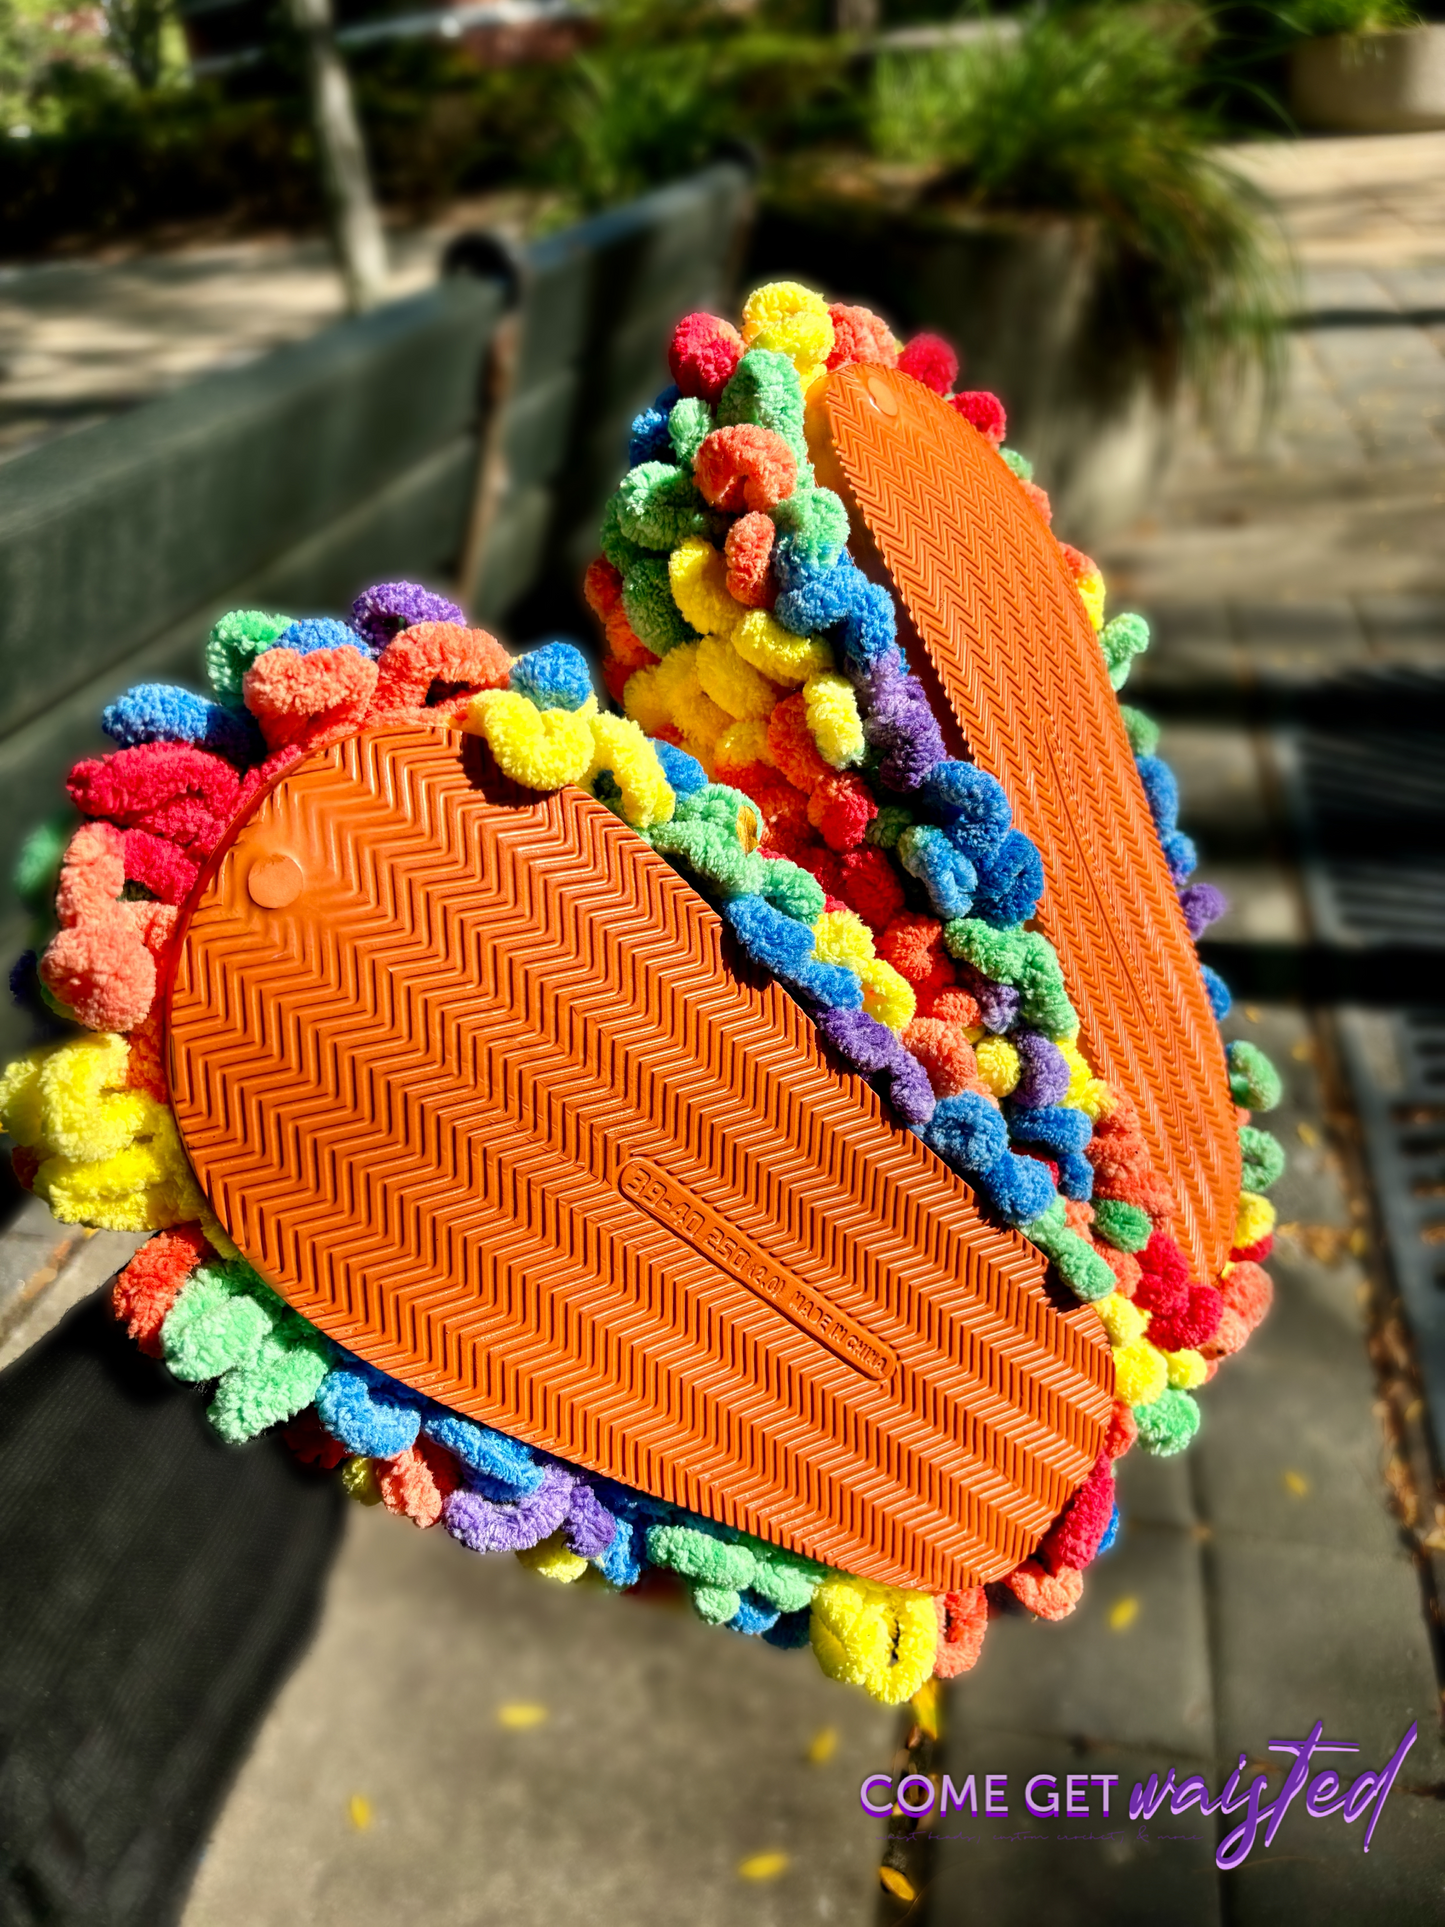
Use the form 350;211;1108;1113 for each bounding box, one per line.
168;732;1110;1594
817;365;1240;1284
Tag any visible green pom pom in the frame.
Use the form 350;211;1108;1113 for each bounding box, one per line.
674;782;752;832
13;815;71;912
1016;930;1077;1038
717;348;810;468
759;857;826;926
650;821;769;900
745;1540;828;1612
1239;1124;1286;1192
600;492;649;573
1100;613;1150;691
1027;1211;1115;1301
206;609;291;699
1092;1198;1152;1252
691;1582;743;1624
942;917;1029;984
623;557;696;654
1119;704;1161;758
162;1261;280;1380
1133;1388;1201;1457
208;1318;331;1443
868;805;914;851
669;396;713;468
615;462;711;550
1227;1039;1283;1112
770;485;849;567
647;1524;756;1591
1000;447;1033;482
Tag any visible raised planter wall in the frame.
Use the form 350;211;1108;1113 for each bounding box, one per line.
1289;25;1445;133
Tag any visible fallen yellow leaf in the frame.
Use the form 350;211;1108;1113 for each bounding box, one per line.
1244;1005;1261;1023
1108;1596;1139;1632
880;1866;917;1902
1296;1121;1319;1148
1283;1470;1309;1497
497;1703;548;1729
1291;1038;1315;1061
806;1725;838;1765
738;1851;789;1881
348;1794;373;1831
909;1677;941;1741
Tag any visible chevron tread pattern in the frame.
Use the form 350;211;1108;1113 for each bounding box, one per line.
824;367;1239;1283
167;727;1111;1593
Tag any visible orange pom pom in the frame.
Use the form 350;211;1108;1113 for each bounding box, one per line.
933;1586;987;1678
1004;1560;1083;1621
807;771;877;852
837;846;905;933
767;692;831;792
826;304;897;372
111;1224;210;1357
584;555;624;619
695;425;798;514
902;1018;977;1097
724;511;776;608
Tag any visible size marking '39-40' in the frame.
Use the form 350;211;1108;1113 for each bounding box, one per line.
618;1155;897;1382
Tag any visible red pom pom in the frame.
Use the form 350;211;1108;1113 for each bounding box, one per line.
282;1406;349;1470
837;846;905;932
1146;1282;1224;1353
949;390;1006;446
668;311;744;403
1230;1234;1273;1265
825;303;897;372
584;555;623;620
1040;1452;1114;1573
1059;542;1099;585
897;333;959;395
1105;1401;1138;1459
933;1587;987;1678
1133;1230;1192;1317
807;771;877;852
789;845;843;899
111;1224;210;1358
1005;1559;1083;1621
875;912;946;983
724;511;776;608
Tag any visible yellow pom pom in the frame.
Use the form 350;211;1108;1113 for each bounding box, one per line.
799;363;830;398
587;713;675;830
803;671;864;769
741;281;834;373
1111;1337;1169;1408
0;1049;45;1148
714;717;774;770
1076;568;1106;633
811;908;874;971
857;958;916;1034
516;1529;589;1584
38;1033;149;1164
696;633;779;722
975;1035;1021;1098
1097;1292;1147;1348
1056;1036;1113;1118
1165;1348;1208;1390
466;689;595;791
733;608;833;686
620;663;672;738
341;1456;383;1505
1234;1190;1276;1250
809;1575;936;1705
669;535;745;638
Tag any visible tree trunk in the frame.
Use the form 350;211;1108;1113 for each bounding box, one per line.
288;0;389;314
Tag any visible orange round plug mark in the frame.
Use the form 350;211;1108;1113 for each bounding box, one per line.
866;375;898;418
247;853;304;908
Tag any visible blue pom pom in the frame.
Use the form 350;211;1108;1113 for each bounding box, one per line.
316;1361;423;1458
1160;828;1197;884
1056;1150;1095;1201
724;896;864;1011
1007;1104;1091;1155
900;826;977;919
595;1518;644;1588
921;762;1012;864
1097;1502;1121;1556
833;577;898;677
729;1592;781;1636
979;1149;1057;1225
1200;962;1232;1019
102;683;262;764
652;740;708;796
762;1608;813;1649
653;382;681;413
772;547;864;635
509;640;594;712
973;829;1044;927
422;1411;544;1493
275;617;370;660
629;406;673;467
925;1091;1009;1175
1135;755;1179;834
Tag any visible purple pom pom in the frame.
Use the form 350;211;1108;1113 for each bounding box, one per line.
1013;1030;1070;1107
815;1008;936;1125
351;580;467;653
1179;881;1227;939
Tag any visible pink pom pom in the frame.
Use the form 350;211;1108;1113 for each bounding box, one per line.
825;304;897;372
668;312;744;403
724;511;776;607
950;389;1006;446
897;333;959;395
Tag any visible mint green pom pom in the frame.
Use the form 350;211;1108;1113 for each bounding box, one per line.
717;348;810;468
1000;447;1033;482
162;1262;278;1380
1227;1039;1283;1112
1119;704;1161;757
669;396;713;468
1239;1125;1286;1192
759;857;826;925
209;1318;332;1443
942;917;1029;984
691;1582;743;1623
868;805;913;851
615;462;712;550
14;816;70;912
1092;1198;1152;1253
1100;613;1150;691
206;609;291;699
1016;931;1077;1038
1027;1210;1115;1301
600;492;650;572
770;485;849;567
1134;1388;1201;1457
